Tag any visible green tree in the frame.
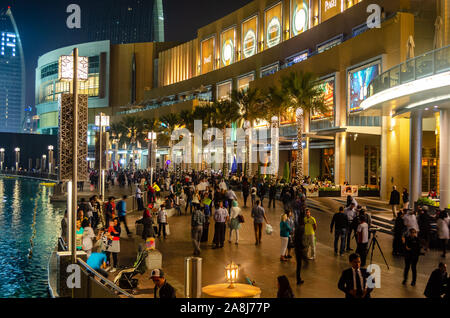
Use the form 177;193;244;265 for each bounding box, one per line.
280;71;326;185
231;88;265;178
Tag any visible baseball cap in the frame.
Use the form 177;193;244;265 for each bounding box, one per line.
151;268;164;278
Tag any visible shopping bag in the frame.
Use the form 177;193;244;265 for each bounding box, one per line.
265;224;273;235
165;223;171;236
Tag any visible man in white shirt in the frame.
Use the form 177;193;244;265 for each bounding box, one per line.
356;216;369;266
403;210;419;233
219;179;227;191
344;203;357;251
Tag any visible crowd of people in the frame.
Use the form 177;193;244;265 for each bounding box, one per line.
61;167;450;299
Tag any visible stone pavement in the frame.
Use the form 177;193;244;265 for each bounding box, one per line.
109;194;445;298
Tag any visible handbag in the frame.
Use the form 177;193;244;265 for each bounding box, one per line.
265;224;273;235
237;214;245;223
165;223;171;236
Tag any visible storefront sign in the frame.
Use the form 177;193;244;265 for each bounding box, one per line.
221;27;236;67
305;184;320;197
291;0;309;36
265;2;282;48
242;16;258;58
320;0;342;22
201;37;215;74
341;185;359;197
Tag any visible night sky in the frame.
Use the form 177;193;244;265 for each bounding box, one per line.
6;0;253;107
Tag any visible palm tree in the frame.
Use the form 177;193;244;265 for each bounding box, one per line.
231;88;265;178
213;100;241;177
115;115;147;170
178;109;194;172
280;71;326;185
159;113;180;173
144;117;160;171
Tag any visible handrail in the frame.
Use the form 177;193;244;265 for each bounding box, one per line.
0;170;58;182
367;44;450;98
77;259;134;298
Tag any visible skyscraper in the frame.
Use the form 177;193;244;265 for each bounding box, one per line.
87;0;165;44
0;7;25;133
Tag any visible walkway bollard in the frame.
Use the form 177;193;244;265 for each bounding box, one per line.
184;257;202;298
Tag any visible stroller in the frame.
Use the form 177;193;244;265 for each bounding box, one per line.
113;247;148;293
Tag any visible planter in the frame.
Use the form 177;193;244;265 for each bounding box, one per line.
319;190;341;197
358;190;380;197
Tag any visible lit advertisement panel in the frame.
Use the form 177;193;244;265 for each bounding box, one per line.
291;0;309;37
242;16;258;59
312;78;335;120
221;27;236;67
201;36;215;74
320;0;342;22
348;62;380;113
265;2;282;49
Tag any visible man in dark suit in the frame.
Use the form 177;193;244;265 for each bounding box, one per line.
424;263;447;298
338;253;373;299
151;269;176;298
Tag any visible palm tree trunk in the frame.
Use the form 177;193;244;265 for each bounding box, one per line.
270;116;279;183
244;121;252;178
222;127;228;178
295;109;304;185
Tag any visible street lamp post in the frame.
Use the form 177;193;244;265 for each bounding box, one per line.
95;113;110;201
42;155;47;173
48;145;54;174
14;148;20;171
0;148;4;171
148;131;157;184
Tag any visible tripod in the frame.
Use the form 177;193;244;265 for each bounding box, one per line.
367;231;390;269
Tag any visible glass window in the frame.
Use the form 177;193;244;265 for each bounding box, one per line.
260;63;279;78
216;81;232;101
364;145;380;186
265;2;283;49
241;16;258;59
237;73;255;91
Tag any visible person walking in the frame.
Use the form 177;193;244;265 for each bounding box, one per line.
356;216;369;267
402;188;409;210
389;186;401;220
437;210;450;258
277;275;294;298
403;209;419;233
157;206;168;239
402;228;421;286
105;218;121;273
117;195;131;237
81;219;96;257
136;209;156;241
250;184;257;207
293;222;305;285
418;207;431;252
330;207;349;256
268;183;277;209
338;253;373;299
258;181;266;207
251;200;270;246
212;201;229;249
136;185;144;211
280;214;292;262
191;203;205;256
304;209;317;260
228;200;241;245
393;210;406;256
242;179;250;208
104;196;116;230
424;263;448;299
344;203;356;251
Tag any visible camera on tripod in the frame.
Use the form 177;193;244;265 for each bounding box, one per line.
369;226;381;234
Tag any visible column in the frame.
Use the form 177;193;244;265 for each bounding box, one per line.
409;110;423;206
440;109;450;209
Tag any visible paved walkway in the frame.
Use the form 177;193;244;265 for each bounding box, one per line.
108;193;443;298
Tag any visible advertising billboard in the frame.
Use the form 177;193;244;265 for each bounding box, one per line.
221;27;236;67
201;36;215;74
348;62;380;113
265;2;283;49
320;0;342;22
312;77;335;120
291;0;309;37
242;16;258;59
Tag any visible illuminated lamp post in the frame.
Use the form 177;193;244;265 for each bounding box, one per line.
48;145;54;174
14;148;20;171
95;113;110;202
0;148;4;171
42;155;47;173
225;262;239;289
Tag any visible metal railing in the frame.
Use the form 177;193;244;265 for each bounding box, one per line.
0;169;58;181
368;45;450;98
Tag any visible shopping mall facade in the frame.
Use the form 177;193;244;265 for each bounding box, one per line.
35;0;450;205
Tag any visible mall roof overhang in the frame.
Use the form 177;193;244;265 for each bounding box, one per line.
359;71;450;118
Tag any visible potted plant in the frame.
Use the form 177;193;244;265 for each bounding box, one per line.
358;186;380;197
319;186;341;197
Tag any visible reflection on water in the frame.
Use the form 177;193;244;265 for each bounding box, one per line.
0;177;64;298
